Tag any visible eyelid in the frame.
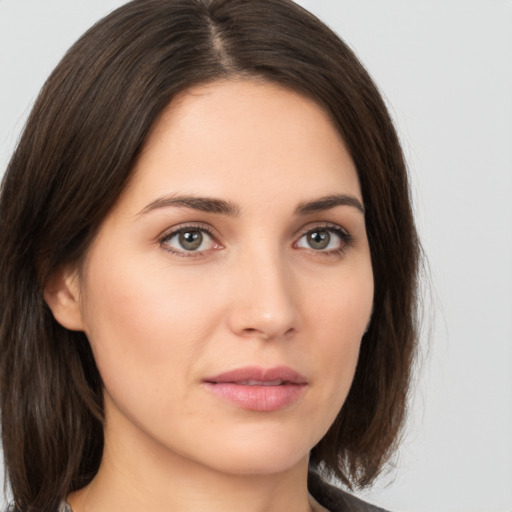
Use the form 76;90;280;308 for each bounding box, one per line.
295;221;350;239
158;221;218;240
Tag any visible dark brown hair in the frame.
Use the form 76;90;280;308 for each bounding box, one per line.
0;0;420;510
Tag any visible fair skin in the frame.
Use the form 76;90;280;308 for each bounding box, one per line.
46;79;373;512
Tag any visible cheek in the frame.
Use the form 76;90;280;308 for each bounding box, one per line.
307;265;373;402
305;259;373;336
79;253;221;394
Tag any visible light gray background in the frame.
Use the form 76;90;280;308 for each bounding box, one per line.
1;1;511;511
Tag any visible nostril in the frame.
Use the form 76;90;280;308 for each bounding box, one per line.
242;327;270;340
240;326;296;340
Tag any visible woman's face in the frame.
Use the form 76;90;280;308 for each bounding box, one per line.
72;79;373;475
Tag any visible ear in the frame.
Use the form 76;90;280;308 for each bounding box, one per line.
44;266;85;331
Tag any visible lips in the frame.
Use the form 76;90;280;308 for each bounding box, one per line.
203;366;308;412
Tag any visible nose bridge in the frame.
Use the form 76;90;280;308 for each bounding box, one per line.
229;236;297;339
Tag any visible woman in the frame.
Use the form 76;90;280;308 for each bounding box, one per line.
0;1;420;511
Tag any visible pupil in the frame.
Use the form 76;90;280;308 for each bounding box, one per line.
179;230;202;250
308;230;330;250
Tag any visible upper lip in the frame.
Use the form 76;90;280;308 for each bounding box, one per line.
204;366;308;385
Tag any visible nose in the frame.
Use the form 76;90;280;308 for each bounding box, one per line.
227;243;298;341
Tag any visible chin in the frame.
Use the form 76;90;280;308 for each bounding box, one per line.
208;450;308;477
187;425;316;477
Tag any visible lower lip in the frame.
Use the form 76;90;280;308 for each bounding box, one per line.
203;382;306;412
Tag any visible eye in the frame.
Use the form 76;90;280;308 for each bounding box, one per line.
295;225;351;254
160;225;221;256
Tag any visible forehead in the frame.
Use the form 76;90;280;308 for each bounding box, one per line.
124;79;361;212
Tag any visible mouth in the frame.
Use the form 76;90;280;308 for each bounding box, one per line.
203;366;308;412
235;379;287;386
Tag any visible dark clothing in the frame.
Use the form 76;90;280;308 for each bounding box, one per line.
309;471;390;512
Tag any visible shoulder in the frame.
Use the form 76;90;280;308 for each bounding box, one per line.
308;470;391;512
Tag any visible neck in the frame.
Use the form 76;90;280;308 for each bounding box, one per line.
68;406;319;512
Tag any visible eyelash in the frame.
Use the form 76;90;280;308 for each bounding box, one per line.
159;222;353;259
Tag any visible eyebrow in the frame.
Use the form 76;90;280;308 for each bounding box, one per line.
296;194;365;215
138;192;364;217
138;195;240;216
